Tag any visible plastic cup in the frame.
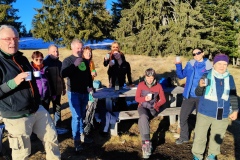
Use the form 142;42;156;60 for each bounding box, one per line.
33;71;40;77
176;56;180;63
25;71;32;81
111;60;115;65
204;78;208;86
106;53;110;59
147;93;152;99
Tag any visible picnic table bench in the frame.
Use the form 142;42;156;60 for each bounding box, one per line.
93;86;191;136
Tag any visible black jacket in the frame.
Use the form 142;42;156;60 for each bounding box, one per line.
108;59;132;87
61;55;93;93
43;55;66;96
0;50;40;118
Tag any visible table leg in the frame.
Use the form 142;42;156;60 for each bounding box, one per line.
105;98;113;111
169;94;177;125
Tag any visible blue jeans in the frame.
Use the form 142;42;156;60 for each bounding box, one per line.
67;91;88;141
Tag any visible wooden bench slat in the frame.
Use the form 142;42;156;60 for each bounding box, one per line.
110;107;196;136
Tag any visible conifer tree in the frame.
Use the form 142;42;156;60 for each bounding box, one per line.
0;0;23;34
112;0;211;56
200;0;238;56
32;0;112;48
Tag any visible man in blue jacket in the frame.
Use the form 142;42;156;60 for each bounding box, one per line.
175;48;212;144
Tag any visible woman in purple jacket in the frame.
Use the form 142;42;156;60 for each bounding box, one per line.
30;51;51;111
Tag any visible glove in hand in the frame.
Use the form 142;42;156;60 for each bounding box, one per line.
74;58;83;67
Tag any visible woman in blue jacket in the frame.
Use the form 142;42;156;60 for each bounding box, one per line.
192;54;238;160
175;48;212;144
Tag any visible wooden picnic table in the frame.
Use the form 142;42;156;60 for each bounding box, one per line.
93;86;184;113
93;86;184;136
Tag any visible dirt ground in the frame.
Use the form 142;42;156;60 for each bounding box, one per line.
1;94;240;160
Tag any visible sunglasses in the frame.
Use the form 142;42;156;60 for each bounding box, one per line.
192;51;202;56
34;58;43;62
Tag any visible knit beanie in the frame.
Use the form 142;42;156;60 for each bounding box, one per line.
213;54;229;64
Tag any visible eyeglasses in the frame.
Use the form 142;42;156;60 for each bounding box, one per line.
0;37;19;42
192;51;202;56
34;58;43;62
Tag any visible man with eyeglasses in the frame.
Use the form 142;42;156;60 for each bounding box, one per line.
0;24;60;159
175;48;212;145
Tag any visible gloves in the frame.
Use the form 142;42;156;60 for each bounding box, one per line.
74;58;83;67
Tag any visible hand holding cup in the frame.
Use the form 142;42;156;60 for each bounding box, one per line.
74;58;83;67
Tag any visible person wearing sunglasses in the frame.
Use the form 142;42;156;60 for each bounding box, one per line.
31;51;51;111
175;48;212;145
0;25;60;159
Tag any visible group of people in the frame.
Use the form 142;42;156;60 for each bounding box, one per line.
0;24;135;159
174;49;238;160
0;24;238;160
133;48;239;159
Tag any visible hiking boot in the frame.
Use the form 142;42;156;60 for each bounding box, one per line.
81;133;93;143
56;127;68;135
175;138;189;145
142;144;149;159
75;144;83;152
144;140;152;156
74;140;83;152
206;154;216;160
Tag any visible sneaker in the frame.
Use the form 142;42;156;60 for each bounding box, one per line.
56;127;68;135
144;140;152;156
193;155;200;160
206;154;216;160
81;133;93;143
175;138;189;145
142;144;149;159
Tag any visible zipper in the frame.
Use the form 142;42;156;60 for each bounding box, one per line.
12;56;35;97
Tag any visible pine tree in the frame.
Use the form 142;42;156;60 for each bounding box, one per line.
111;0;137;29
32;0;112;48
0;0;23;34
112;0;211;56
200;0;238;56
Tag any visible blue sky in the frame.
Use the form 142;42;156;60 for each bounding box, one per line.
13;0;116;31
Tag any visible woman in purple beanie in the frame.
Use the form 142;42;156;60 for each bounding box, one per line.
192;53;239;160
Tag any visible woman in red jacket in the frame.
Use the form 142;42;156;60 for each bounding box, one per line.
135;68;166;159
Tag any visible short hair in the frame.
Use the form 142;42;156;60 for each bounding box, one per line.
48;44;58;50
193;47;203;53
31;51;44;59
0;25;19;38
71;38;83;49
145;68;156;77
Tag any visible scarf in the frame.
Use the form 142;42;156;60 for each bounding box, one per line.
204;69;230;101
31;62;44;71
